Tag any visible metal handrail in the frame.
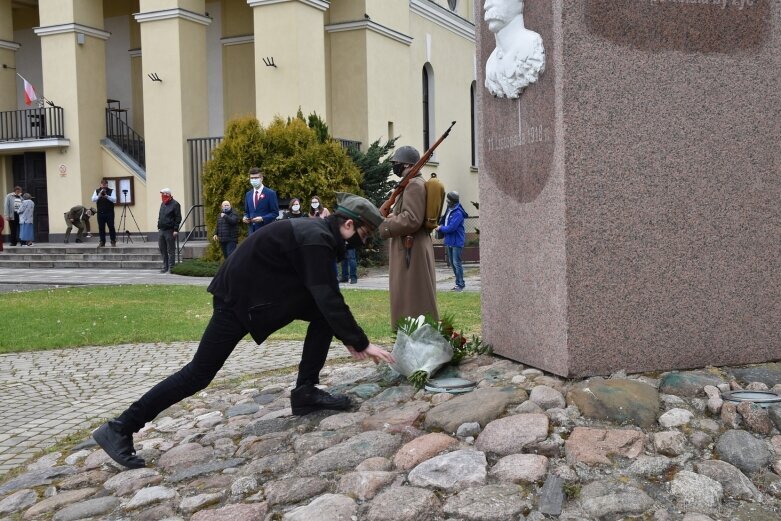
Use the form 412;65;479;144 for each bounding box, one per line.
176;204;206;263
0;106;64;141
105;109;145;168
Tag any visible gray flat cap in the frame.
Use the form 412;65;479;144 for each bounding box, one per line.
334;192;383;230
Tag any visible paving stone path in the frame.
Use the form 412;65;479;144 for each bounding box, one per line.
0;340;346;477
1;357;781;520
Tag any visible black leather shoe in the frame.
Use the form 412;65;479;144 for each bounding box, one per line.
290;384;352;416
92;421;145;469
159;267;168;273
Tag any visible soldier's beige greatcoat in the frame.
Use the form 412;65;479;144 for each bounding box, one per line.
380;173;439;327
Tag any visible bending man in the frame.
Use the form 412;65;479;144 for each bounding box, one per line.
93;192;395;469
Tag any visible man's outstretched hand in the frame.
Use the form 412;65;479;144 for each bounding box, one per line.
346;343;395;365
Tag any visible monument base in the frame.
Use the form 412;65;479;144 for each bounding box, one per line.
478;0;780;377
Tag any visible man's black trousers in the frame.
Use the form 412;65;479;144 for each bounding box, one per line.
115;298;333;434
9;213;19;245
98;210;116;243
158;229;176;269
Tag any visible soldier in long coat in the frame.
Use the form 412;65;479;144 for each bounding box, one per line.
380;146;439;327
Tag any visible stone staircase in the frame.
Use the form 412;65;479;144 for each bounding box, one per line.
0;241;208;269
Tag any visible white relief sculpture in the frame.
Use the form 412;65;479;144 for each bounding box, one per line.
484;0;545;99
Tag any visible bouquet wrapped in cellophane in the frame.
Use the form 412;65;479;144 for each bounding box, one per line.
390;314;492;389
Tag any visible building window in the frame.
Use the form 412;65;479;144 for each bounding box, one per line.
448;0;458;11
422;63;435;151
470;81;477;167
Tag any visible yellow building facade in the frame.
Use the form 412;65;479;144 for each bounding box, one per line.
0;0;478;241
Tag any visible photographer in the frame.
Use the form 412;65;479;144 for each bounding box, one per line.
91;178;117;247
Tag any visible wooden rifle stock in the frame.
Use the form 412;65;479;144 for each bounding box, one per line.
379;121;456;217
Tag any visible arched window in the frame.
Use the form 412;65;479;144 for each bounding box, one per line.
470;81;477;167
422;63;435;151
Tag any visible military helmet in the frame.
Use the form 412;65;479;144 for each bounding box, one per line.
390;146;420;165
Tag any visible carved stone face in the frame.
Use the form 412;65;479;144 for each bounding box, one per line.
484;0;523;33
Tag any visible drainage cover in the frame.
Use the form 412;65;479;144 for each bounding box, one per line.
721;390;781;408
425;377;476;394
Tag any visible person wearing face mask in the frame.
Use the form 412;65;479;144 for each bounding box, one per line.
308;195;330;219
243;167;279;234
435;191;468;291
282;198;305;219
212;200;241;258
379;145;439;327
157;188;182;273
92;192;396;470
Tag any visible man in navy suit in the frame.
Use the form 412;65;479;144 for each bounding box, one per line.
243;167;279;234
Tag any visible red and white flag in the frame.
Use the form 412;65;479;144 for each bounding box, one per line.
18;74;38;106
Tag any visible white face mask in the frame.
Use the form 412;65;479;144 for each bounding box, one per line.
311;202;320;209
250;178;261;188
291;204;300;212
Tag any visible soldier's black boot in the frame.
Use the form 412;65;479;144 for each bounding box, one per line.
290;384;351;416
93;420;146;469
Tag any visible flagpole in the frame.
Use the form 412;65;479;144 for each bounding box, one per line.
15;73;53;107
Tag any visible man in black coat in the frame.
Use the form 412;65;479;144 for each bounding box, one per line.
157;188;182;273
212;200;241;258
93;193;395;469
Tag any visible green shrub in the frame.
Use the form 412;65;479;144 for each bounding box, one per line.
347;137;398;267
201;116;363;261
171;259;221;277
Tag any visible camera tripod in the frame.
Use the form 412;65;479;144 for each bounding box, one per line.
117;189;146;243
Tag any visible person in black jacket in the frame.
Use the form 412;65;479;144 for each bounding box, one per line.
212;200;241;258
92;193;396;469
91;178;117;247
282;197;305;219
157;188;182;273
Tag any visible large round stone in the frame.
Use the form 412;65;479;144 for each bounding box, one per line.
659;372;724;398
567;377;659;428
475;414;548;456
715;430;772;474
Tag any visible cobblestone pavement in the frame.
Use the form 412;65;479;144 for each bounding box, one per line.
0;340;346;477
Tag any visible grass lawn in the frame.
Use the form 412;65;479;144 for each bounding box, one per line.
0;285;481;353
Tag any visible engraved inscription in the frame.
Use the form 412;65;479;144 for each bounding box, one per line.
487;121;551;152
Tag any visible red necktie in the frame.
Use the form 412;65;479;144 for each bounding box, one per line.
254;191;260;208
